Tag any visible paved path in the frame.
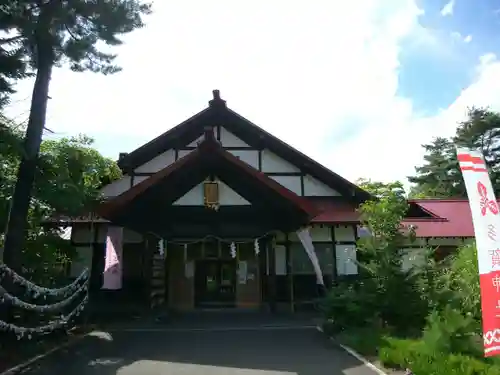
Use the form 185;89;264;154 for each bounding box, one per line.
14;317;382;375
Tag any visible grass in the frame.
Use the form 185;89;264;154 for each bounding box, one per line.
335;326;390;357
333;326;500;375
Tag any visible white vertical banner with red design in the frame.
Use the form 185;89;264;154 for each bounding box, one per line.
457;147;500;357
102;226;123;290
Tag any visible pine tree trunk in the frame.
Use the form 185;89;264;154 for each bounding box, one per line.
2;46;53;272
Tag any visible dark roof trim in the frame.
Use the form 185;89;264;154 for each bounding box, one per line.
99;133;320;219
117;90;372;203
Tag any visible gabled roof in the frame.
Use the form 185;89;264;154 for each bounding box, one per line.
98;129;320;222
309;198;441;224
403;198;487;238
118;90;372;203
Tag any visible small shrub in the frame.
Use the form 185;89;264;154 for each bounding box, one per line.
336;326;390;357
320;281;378;332
379;337;500;375
422;307;481;357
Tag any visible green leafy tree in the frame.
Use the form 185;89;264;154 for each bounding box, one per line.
356;178;407;200
322;180;428;333
419;242;483;357
0;120;121;282
1;0;151;271
409;108;500;198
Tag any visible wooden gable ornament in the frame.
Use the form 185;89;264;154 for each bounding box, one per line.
203;180;219;211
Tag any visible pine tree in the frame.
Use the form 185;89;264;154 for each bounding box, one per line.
408;108;500;198
0;2;32;108
1;0;151;271
454;107;500;190
408;137;463;198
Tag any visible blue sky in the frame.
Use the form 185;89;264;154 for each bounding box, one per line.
5;0;500;187
397;0;498;114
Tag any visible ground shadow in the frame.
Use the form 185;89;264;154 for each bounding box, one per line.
17;313;378;375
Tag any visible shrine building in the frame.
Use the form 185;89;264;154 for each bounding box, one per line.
57;90;478;312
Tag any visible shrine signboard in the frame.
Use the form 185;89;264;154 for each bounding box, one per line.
457;148;500;357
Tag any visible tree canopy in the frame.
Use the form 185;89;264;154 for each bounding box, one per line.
0;119;121;281
0;0;151;270
409;108;500;198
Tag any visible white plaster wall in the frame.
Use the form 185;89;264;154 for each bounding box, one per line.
286;226;331;242
100;176;131;198
187;128;215;147
334;226;356;242
219;181;251;205
219;127;250;147
178;149;194;159
261;149;300;173
303;175;340;196
173;184;204;205
228;150;259;169
133;175;148;185
134;149;175;173
269;176;302;195
173;180;250;205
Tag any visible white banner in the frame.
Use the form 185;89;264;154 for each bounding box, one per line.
102;226;123;290
457;147;500;357
296;228;324;285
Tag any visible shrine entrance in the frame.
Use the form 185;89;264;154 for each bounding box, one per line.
194;259;237;308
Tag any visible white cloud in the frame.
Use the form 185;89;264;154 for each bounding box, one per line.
451;31;472;43
5;0;499;192
441;0;455;16
326;53;500;189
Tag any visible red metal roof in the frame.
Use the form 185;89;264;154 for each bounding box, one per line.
403;199;481;238
310;200;361;223
310;197;484;238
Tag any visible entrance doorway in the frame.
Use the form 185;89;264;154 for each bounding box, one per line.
195;259;236;308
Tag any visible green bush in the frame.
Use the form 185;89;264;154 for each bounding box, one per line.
379;337;500;375
422;307;481;358
335;326;390;357
435;242;481;322
320;280;378;333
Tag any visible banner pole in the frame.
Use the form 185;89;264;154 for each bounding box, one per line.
457;147;500;357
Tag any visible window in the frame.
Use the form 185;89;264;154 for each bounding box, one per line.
336;244;358;275
315;243;334;278
291;243;314;274
291;242;334;276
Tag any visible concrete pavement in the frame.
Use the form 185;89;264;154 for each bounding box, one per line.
13;316;383;375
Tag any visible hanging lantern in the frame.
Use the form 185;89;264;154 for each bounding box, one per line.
203;180;219;211
158;239;165;257
230;242;237;258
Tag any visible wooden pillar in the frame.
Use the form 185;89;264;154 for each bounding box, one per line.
150;240;166;309
268;240;277;313
285;233;294;313
259;236;267;309
330;226;337;285
163;239;169;309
